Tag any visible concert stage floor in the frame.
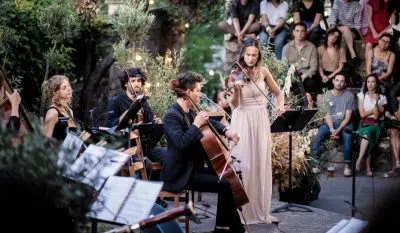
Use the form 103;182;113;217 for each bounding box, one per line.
179;171;400;233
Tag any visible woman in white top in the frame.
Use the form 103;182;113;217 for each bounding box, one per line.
356;73;387;176
258;0;289;60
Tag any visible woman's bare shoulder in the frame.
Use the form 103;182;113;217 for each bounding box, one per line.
45;108;59;122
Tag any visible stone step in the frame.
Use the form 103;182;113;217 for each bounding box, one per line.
321;138;393;173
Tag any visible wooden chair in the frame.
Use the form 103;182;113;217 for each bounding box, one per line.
119;130;148;179
149;163;191;233
158;190;190;233
127;132;190;233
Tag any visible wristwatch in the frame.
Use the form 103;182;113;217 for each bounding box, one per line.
223;126;230;134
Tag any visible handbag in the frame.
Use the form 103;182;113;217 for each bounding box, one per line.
361;117;378;127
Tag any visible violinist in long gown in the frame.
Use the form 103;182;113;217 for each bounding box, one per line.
107;67;166;165
227;38;285;224
161;71;245;233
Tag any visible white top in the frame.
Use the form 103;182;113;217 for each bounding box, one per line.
357;92;387;119
260;0;288;26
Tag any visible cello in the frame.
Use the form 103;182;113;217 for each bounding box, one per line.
0;69;33;133
172;87;249;208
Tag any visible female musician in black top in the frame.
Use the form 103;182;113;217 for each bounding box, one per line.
161;71;245;233
42;75;78;141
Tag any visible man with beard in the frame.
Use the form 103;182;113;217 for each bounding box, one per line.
107;68;166;167
311;74;356;177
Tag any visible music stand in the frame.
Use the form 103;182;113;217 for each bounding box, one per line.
271;109;317;213
115;96;149;131
135;123;164;157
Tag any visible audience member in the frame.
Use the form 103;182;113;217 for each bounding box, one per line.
293;0;325;46
366;33;395;94
218;0;261;43
384;82;400;176
317;28;347;102
258;0;289;60
356;74;387;177
364;0;396;62
311;74;355;177
282;22;319;100
328;0;362;61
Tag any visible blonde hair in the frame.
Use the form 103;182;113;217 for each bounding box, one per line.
41;75;71;108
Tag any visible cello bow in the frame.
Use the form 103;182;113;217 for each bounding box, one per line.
0;69;34;132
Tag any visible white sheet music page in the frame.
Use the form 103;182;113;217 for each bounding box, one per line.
87;176;134;222
327;219;350;233
338;218;367;233
57;133;83;168
81;149;131;190
63;145;130;190
64;145;106;182
115;179;163;224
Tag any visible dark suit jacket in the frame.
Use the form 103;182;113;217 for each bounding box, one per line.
161;103;227;193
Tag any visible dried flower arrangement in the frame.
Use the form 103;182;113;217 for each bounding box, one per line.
261;48;321;191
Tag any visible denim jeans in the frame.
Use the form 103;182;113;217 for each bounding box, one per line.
311;122;354;163
258;26;288;60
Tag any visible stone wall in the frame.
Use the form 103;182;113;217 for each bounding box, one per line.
223;39;367;80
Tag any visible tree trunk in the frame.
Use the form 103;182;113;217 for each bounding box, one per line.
79;54;116;126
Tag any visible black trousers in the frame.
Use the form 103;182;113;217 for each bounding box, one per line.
186;168;244;233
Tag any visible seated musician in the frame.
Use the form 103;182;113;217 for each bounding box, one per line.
0;82;21;131
161;71;245;233
42;75;79;141
107;67;166;165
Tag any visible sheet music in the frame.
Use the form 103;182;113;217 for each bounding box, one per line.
337;218;367;233
326;218;368;233
88;176;134;222
88;176;163;225
57;133;83;168
65;145;131;190
327;219;349;233
115;179;163;224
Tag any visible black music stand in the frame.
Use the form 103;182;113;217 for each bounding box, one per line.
271;109;317;213
135;123;164;157
115;96;149;131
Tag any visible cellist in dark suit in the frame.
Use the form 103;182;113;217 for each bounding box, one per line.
161;71;245;233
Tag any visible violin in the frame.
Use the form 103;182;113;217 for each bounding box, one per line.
225;63;250;93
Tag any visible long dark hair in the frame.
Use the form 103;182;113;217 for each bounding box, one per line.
324;27;342;50
238;38;262;68
362;73;381;96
